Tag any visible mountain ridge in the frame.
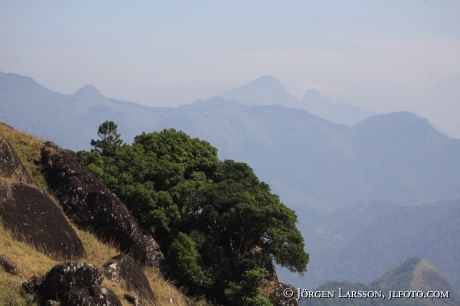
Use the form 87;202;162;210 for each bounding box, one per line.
299;88;375;126
301;257;460;306
2;71;460;295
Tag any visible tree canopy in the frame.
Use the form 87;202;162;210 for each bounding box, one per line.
79;121;309;305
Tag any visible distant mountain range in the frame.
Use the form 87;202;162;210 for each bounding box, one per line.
280;199;460;291
217;75;375;125
1;71;460;292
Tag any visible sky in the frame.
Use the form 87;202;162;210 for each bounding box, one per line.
1;0;460;137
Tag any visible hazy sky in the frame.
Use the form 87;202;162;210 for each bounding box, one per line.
1;1;460;137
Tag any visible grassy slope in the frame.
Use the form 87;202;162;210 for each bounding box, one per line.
0;123;194;306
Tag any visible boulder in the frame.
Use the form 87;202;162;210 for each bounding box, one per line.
39;262;103;302
124;293;150;306
144;234;164;267
0;181;85;260
0;136;33;183
41;142;147;264
60;286;122;306
103;254;156;304
22;275;45;294
0;255;21;276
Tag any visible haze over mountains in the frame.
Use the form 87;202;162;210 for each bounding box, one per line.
2;71;460;293
217;75;375;125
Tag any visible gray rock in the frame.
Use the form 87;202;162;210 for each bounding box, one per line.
0;136;33;183
261;280;299;306
124;293;150;306
41;142;147;264
103;254;156;304
60;286;122;306
144;234;164;267
39;262;103;302
0;183;85;260
0;255;21;276
22;275;45;293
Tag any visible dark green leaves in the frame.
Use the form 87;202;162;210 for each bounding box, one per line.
81;122;309;305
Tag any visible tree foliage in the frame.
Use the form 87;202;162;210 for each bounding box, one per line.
90;120;123;156
80;122;309;304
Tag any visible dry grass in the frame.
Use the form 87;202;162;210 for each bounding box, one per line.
0;122;198;305
0;225;55;305
0;123;47;189
0;222;196;305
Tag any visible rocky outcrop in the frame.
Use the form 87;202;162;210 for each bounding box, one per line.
60;286;122;306
39;262;104;302
41;141;147;264
260;262;299;306
0;136;33;183
260;280;299;306
103;254;157;304
0;255;21;276
0;182;85;260
0;137;85;260
144;234;164;267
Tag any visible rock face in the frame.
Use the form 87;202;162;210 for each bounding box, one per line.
0;136;33;183
260;262;299;306
0;137;85;260
144;234;164;267
261;280;299;306
41;141;147;264
60;286;122;306
124;293;151;306
103;254;157;304
39;262;104;302
23;275;45;294
0;182;85;260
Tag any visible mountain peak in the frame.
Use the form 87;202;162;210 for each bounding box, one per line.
217;75;298;107
73;85;101;97
298;89;374;126
301;89;323;101
371;257;459;297
250;75;282;85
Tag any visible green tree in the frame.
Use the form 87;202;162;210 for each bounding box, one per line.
80;124;309;305
90;120;123;156
167;232;211;288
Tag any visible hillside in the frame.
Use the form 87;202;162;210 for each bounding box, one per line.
1;122;302;306
300;258;460;306
0;122;193;305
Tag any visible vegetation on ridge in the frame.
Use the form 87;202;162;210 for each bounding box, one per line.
79;120;309;305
